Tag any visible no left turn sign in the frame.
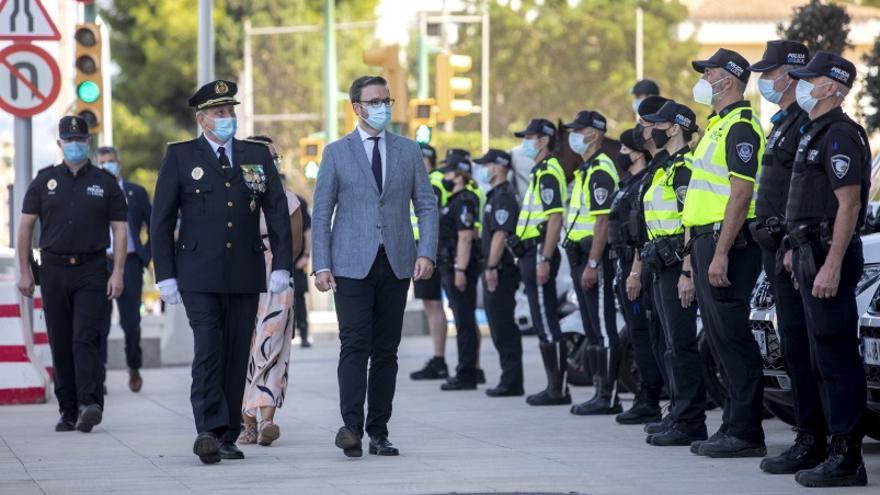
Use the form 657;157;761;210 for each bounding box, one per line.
0;43;60;117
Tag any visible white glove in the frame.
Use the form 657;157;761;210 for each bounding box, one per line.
157;278;181;305
269;270;291;294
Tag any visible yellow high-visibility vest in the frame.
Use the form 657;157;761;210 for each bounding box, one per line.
644;152;693;240
515;156;567;241
412;169;447;241
565;152;619;242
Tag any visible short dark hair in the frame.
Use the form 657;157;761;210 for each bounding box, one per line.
247;135;273;144
96;146;119;160
349;75;387;103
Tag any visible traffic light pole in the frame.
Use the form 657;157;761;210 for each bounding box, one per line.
324;0;339;142
198;0;215;86
85;2;97;151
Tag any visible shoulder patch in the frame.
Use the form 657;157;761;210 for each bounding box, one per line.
675;186;688;204
593;187;609;205
494;209;509;225
830;154;851;179
540;187;555;204
735;142;754;163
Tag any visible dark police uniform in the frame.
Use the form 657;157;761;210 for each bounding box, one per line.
437;158;482;390
748;40;827;474
785;53;871;487
293;194;311;344
150;80;292;461
476;149;523;395
22;117;128;429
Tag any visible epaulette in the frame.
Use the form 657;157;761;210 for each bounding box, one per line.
36;165;55;175
166;138;194;147
740;108;752;120
241;139;271;147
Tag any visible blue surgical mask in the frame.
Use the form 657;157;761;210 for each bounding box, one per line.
102;161;121;176
568;132;590;156
474;165;491;186
210;117;237;142
365;104;392;131
796;80;830;113
758;74;791;105
62;141;89;163
521;138;540;160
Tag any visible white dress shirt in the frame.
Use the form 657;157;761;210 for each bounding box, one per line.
204;134;234;166
356;125;386;187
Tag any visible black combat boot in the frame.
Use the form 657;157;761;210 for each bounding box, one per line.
760;429;826;475
795;435;868;487
616;388;662;425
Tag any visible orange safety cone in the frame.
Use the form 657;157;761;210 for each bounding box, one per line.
0;283;49;405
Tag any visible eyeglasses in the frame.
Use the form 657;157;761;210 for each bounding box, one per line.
357;98;395;108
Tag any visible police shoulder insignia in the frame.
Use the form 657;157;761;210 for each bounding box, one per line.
540;187;555;204
735;142;754;163
830;154;851;179
47;179;57;191
191;167;204;180
675;186;688;204
593;187;609;205
460;210;474;227
494;209;509;225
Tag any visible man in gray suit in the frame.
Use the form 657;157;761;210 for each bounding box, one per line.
312;75;439;458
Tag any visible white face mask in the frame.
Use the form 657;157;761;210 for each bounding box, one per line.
692;76;729;107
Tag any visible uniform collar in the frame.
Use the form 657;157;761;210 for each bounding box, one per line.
803;106;845;133
583;149;603;168
60;160;93;177
718;100;750;119
488;180;510;196
772;102;802;124
202;133;233;154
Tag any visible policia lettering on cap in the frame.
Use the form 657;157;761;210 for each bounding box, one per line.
151;79;293;464
18;115;129;434
683;48;768;458
783;52;871;488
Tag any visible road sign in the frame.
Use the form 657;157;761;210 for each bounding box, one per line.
0;0;60;41
0;44;60;117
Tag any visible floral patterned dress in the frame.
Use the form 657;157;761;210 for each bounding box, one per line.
242;192;299;417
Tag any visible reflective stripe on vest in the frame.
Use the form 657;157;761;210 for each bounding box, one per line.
466;182;486;234
644;153;693;239
412;169;448;240
566;153;619;242
682;106;765;227
516;157;567;240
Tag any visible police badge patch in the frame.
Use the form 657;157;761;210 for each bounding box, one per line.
460;210;474;227
540;187;554;204
593;187;609;205
830;154;851;179
736;143;754;163
495;209;509;225
675;186;688;204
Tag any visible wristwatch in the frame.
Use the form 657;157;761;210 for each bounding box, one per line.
587;258;600;269
681;269;692;279
537;254;550;264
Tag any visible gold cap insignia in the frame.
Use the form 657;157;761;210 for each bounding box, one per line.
71;119;78;131
47;179;57;191
191;166;204;180
215;81;229;95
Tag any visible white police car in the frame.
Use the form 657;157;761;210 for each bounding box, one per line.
753;233;880;439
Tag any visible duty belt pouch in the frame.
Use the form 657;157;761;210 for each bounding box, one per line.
566;247;583;267
642;243;663;272
655;238;682;268
749;221;781;252
506;234;526;259
797;242;820;288
732;227;749;250
29;253;40;286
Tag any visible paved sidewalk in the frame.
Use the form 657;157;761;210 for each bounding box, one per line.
0;335;877;495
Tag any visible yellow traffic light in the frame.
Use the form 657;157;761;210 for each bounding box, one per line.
362;45;409;124
299;138;324;181
74;23;103;135
408;98;437;145
435;51;473;123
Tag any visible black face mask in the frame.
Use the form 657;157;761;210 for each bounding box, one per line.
633;123;649;148
651;128;670;149
441;179;455;192
618;153;633;169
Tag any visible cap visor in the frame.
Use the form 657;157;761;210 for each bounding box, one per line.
513;131;527;138
198;98;241;110
562;122;586;130
641;113;668;124
747;59;777;73
691;60;716;73
472;157;490;164
60;132;89;139
788;68;820;80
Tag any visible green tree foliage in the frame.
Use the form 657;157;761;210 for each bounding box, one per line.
777;0;852;56
450;0;700;141
861;34;880;133
103;0;377;195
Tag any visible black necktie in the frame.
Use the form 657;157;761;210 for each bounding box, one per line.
368;136;383;193
218;146;232;169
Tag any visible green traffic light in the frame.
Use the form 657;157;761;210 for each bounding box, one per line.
415;124;432;144
77;81;100;103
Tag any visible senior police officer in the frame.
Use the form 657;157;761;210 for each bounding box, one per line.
785;52;871;488
608;129;662;425
410;143;453;381
17;116;128;433
563;111;621;416
684;48;767;458
641;101;707;447
748;41;827;475
151;80;293;464
436;157;483;391
474;149;524;397
510;119;571;406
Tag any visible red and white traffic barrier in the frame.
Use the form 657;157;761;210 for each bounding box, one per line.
0;283;48;405
32;289;53;379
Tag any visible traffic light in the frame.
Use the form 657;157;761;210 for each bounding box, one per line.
435;51;473;123
299;138;324;181
408;98;436;145
362;45;409;124
74;23;103;135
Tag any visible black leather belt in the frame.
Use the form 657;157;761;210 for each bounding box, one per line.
691;223;721;237
41;251;105;267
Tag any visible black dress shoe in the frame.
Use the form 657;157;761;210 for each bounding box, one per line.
476;368;486;384
691;429;726;455
649;424;708;447
218;442;245;460
700;434;766;458
485;385;524;397
440;376;477;391
55;417;76;432
760;430;826;475
644;415;673;435
335;426;363;458
75;404;103;433
615;402;661;425
369;435;400;456
193;432;221;464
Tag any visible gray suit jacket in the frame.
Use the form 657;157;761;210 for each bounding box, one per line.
312;129;439;280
